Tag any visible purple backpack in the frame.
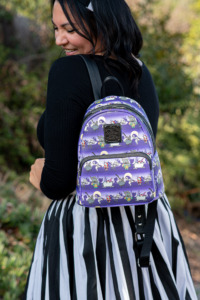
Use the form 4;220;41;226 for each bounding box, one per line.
76;56;164;208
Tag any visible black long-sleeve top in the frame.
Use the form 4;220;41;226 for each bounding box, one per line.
37;55;159;200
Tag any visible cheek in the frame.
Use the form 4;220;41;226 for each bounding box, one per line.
73;35;91;49
81;40;92;52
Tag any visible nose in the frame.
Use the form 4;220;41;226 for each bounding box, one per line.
55;31;68;46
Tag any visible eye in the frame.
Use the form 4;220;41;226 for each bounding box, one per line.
53;26;58;31
67;29;75;33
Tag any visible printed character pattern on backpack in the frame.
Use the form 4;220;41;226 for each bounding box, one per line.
76;96;164;207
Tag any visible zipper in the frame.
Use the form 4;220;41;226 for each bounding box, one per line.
79;152;152;176
83;104;156;153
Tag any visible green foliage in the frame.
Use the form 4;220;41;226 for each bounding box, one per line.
137;7;194;113
0;0;51;22
0;62;43;172
0;47;56;172
157;100;200;208
0;178;45;299
0;181;44;249
0;230;32;300
0;5;13;21
0;3;59;172
133;0;200;208
182;0;200;96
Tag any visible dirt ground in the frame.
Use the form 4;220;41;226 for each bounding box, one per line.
175;213;200;298
175;214;200;284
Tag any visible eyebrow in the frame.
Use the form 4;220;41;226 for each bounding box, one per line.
51;19;71;27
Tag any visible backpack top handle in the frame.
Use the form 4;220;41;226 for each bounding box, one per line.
80;55;124;100
101;76;125;98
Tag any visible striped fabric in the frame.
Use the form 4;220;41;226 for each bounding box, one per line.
23;194;197;300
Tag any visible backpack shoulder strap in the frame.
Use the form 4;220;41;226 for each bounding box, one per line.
80;55;102;100
136;200;158;267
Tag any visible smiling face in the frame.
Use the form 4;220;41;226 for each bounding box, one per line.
52;1;101;56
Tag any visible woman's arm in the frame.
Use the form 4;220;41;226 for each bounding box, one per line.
29;158;44;191
38;56;93;200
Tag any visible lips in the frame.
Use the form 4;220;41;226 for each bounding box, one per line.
64;49;78;56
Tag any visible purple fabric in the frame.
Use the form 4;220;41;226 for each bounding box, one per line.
76;96;164;207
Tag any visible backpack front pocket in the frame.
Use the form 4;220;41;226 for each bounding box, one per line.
77;152;156;207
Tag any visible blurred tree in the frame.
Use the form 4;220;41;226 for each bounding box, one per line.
0;53;47;172
134;0;194;113
0;2;60;173
0;0;50;22
182;0;200;96
132;0;200;208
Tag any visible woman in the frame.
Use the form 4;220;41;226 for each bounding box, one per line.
24;0;197;299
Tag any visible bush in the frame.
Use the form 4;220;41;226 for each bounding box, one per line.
0;46;54;172
0;230;32;300
157;100;200;209
0;178;45;299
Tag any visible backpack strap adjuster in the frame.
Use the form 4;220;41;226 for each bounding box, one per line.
135;232;145;242
135;201;158;268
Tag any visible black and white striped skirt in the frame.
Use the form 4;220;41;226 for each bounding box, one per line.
23;194;197;300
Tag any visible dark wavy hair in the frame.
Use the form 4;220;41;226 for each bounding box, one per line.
51;0;143;91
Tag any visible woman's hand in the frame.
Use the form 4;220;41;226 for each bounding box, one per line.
29;158;45;191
